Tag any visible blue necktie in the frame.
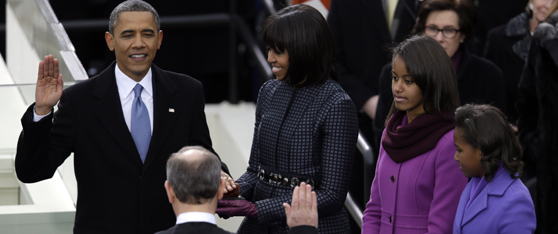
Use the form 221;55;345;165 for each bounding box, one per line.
131;84;151;163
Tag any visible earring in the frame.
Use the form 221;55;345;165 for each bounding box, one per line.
529;3;534;10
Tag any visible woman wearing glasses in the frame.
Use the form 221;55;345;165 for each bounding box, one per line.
373;0;507;147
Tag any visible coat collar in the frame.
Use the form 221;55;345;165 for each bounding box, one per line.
455;47;471;82
457;168;515;227
92;61;178;170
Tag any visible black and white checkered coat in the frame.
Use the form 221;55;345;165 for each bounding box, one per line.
236;79;359;234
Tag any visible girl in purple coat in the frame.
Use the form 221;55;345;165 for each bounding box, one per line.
362;35;467;234
452;104;536;234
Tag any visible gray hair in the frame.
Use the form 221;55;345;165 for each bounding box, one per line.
108;0;160;34
166;146;221;204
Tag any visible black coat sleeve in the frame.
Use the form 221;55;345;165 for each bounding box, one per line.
16;94;75;183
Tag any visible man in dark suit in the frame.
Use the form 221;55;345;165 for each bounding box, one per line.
157;146;318;234
14;1;232;233
327;0;421;215
327;0;420;145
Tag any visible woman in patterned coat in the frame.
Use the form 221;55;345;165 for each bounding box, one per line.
362;35;468;234
216;4;359;234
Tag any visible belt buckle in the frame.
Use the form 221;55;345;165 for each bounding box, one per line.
275;174;282;185
282;177;289;186
268;172;275;184
258;168;266;181
290;177;299;188
306;179;315;187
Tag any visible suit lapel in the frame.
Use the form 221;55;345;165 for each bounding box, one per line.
93;62;143;167
461;171;516;227
361;0;391;43
461;185;488;226
454;183;470;234
142;64;178;172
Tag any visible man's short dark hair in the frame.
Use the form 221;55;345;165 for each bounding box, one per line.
386;35;460;123
109;0;160;34
263;4;337;88
166;146;221;204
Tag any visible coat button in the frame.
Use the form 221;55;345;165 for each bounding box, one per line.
390;175;395;183
389;216;392;223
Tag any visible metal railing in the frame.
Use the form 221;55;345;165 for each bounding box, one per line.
344;131;376;229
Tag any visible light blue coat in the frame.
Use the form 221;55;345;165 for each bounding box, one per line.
453;168;536;234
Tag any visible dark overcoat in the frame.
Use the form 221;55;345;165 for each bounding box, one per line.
484;12;531;123
517;39;558;234
15;62;226;234
236;79;359;234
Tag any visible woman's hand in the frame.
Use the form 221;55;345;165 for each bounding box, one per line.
221;170;239;197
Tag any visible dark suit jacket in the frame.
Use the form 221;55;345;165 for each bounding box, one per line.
328;0;420;110
15;62;228;234
155;222;232;234
154;222;317;234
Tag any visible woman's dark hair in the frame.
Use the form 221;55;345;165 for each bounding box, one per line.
385;35;460;123
412;0;476;43
455;104;524;180
262;4;336;88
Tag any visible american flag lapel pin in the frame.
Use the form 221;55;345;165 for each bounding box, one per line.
169;108;175;113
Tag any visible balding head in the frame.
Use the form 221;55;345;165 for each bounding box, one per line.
166;146;221;204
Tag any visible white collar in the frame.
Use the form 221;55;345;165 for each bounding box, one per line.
176;212;216;225
114;64;153;99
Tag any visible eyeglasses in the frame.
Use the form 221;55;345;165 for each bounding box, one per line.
424;26;460;39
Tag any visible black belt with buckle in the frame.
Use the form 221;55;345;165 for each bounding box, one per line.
257;166;318;188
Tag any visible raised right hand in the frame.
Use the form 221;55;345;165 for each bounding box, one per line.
35;55;63;115
283;182;318;229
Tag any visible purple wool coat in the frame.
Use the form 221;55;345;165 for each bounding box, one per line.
453;167;536;234
362;129;468;234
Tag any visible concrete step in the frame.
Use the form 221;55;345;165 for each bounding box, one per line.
0;154;19;205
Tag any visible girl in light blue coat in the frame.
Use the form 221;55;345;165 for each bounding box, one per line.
453;104;536;234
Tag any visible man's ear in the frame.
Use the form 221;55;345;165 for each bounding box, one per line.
217;178;225;200
105;32;115;51
164;180;175;204
157;30;163;50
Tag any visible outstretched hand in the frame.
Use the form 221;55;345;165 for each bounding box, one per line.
221;170;239;197
283;182;318;229
35;54;63;115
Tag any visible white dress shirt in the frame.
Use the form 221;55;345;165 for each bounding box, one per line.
34;64;154;135
175;212;217;225
115;65;154;134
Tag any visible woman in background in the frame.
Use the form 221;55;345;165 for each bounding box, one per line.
362;35;467;233
374;0;506;148
517;2;558;232
217;4;359;234
484;0;557;123
453;104;536;234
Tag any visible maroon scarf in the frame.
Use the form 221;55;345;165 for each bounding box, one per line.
382;110;455;163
